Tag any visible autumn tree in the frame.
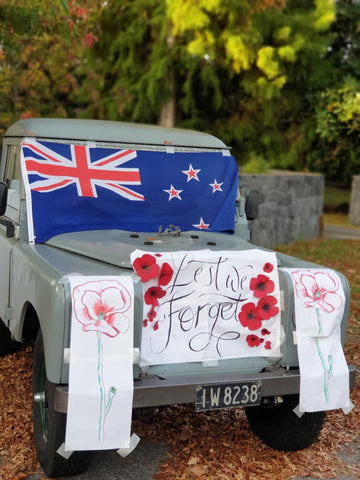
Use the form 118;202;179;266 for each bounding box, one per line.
0;0;100;134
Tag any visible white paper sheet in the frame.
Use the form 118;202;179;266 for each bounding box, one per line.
65;276;134;451
298;334;350;412
283;268;350;412
131;249;282;366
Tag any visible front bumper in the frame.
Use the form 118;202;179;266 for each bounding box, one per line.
54;365;357;413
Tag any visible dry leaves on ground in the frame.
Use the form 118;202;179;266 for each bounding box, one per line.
0;347;39;480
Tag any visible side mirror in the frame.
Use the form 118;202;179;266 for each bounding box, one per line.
245;190;262;220
0;181;8;216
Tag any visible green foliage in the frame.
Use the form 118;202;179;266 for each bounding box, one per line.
241;153;269;174
313;87;360;185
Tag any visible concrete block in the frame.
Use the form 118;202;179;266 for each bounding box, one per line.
349;175;360;226
239;172;323;247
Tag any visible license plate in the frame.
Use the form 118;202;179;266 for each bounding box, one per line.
195;381;262;411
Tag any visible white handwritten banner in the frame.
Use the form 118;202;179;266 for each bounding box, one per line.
65;276;134;451
282;268;350;412
131;249;282;366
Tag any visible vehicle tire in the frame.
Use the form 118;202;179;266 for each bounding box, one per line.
245;394;326;451
0;319;20;356
32;331;92;477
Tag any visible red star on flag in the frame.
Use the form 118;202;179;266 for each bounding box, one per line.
209;179;223;193
182;163;201;182
192;217;209;229
163;184;183;200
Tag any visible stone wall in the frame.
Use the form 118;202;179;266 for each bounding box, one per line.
238;171;324;248
349;175;360;226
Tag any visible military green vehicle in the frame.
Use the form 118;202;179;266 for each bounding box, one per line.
0;119;355;478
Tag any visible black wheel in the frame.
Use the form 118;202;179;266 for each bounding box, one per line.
245;395;326;451
32;331;92;477
0;319;20;356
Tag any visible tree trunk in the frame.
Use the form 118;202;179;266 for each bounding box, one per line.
158;71;176;128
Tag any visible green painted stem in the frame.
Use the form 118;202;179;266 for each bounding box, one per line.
97;331;106;442
314;336;329;403
316;308;322;335
105;386;117;416
315;308;333;404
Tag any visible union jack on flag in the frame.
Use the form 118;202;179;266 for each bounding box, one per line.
22;140;144;201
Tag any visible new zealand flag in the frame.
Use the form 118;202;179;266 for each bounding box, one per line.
21;140;238;244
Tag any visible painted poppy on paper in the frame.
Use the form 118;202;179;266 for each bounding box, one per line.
158;262;174;286
250;274;275;298
144;286;166;306
238;302;263;331
257;295;279;320
263;262;274;273
73;280;132;337
246;334;262;347
148;307;157;321
291;270;342;313
133;254;160;282
264;340;272;350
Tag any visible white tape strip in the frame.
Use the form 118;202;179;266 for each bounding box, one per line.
132;348;140;365
58;273;83;285
280;290;285;312
63;348;71;364
117;433;140;458
293;404;305;418
279;325;285;346
24;136;36;144
342;401;354;415
202;360;219;367
222;149;231;156
57;443;73;459
87;141;96;148
166;146;175;154
293;331;299;345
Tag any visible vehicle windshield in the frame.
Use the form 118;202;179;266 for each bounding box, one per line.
21;139;238;243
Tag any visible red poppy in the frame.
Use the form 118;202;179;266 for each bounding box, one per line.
148;307;157;321
143;319;148;328
133;254;160;282
261;328;271;336
238;303;263;331
158;262;174;286
264;340;272;350
246;334;262;347
257;295;279;320
250;274;275;298
263;262;274;273
153;321;159;331
144;286;166;306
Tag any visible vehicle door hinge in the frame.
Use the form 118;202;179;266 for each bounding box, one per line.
5;307;14;325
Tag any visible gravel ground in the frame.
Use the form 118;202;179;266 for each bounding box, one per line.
25;440;168;480
24;438;359;480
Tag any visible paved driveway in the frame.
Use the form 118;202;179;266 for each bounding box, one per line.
324;224;360;240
